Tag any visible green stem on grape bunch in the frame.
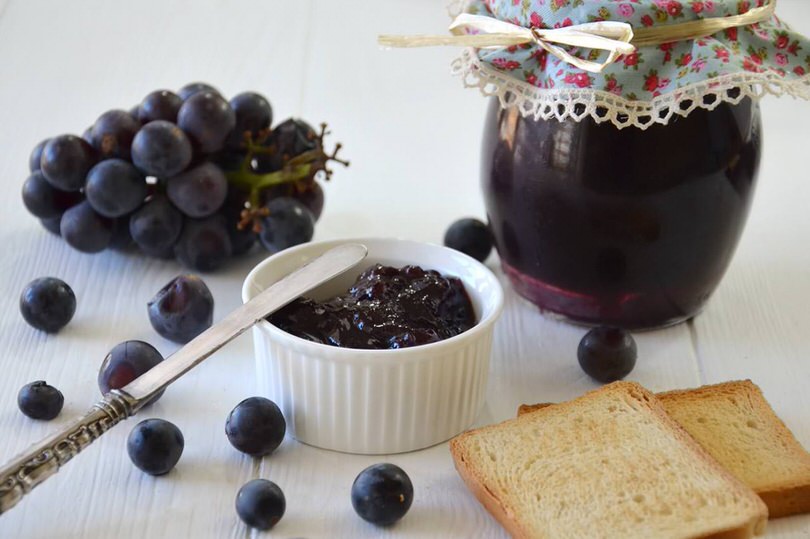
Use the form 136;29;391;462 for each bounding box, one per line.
226;164;314;208
224;122;349;233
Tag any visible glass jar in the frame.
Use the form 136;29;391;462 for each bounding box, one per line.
481;97;762;329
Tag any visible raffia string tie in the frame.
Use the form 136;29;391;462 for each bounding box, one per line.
378;1;776;73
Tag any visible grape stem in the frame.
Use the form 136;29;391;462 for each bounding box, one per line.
227;122;349;233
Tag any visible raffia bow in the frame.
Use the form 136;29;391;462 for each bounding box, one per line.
378;1;777;74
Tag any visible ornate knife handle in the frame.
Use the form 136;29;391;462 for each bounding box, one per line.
0;391;135;515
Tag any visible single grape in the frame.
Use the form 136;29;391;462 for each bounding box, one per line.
40;135;96;191
577;327;637;383
351;463;414;527
211;149;248;173
258;183;288;205
19;277;76;333
141;243;175;259
22;171;83;218
110;217;135;250
444;218;493;262
127;419;183;475
260;181;324;221
225;397;286;456
40;215;62;236
131;120;193;178
129;195;183;254
29;138;49;172
166;162;228;218
226;92;272;149
249;151;283;174
98;340;164;403
177;92;236;154
221;187;256;256
258;197;315;253
17;381;64;420
85;159;147;218
248;118;316;174
296;181;325;221
90;109;140;160
60;201;114;253
174;215;232;272
178;82;220;101
148;275;214;344
235;479;286;531
227;225;256;256
138;90;183;123
271;118;318;158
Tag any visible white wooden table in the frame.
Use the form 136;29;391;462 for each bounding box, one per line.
0;1;808;537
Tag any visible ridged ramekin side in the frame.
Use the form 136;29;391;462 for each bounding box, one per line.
253;325;493;454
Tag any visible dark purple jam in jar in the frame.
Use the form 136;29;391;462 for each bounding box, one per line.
268;264;476;349
482;97;761;329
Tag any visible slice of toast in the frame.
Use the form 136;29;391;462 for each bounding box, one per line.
518;380;810;518
451;382;767;539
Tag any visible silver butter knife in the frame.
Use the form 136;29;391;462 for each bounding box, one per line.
0;242;368;515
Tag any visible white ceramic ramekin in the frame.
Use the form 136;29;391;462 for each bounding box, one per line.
242;238;504;454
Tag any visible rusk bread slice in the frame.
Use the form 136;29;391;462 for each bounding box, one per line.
518;380;810;518
451;382;767;539
659;380;810;518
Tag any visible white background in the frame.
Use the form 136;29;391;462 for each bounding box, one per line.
0;0;808;537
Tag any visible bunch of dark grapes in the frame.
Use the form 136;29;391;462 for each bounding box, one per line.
22;82;348;272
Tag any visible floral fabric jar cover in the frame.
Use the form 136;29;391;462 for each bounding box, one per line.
444;0;810;128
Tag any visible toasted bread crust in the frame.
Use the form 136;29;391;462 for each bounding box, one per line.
758;485;810;519
518;380;810;519
452;382;768;538
696;520;763;539
516;403;551;416
450;437;534;539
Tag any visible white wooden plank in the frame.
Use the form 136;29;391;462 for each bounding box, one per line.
300;0;490;246
0;0;312;537
688;1;810;536
689;0;810;439
0;0;807;537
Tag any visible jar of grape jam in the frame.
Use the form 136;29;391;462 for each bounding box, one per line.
383;0;809;328
481;97;761;329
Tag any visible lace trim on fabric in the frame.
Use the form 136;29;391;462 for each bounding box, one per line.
451;47;810;129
